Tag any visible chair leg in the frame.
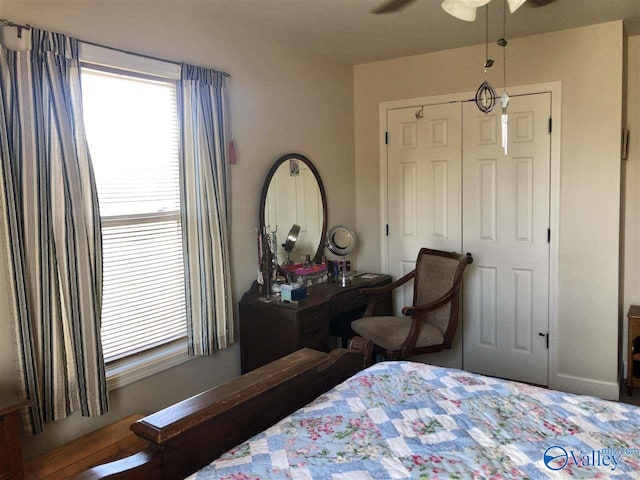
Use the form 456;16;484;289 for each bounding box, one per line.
348;336;374;368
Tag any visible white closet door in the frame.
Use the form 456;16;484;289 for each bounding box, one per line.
462;93;551;385
386;103;462;368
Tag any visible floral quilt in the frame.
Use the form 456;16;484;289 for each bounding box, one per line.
188;361;640;479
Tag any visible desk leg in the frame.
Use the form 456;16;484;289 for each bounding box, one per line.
0;411;24;480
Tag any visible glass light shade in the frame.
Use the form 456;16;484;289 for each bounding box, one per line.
507;0;527;13
441;0;477;21
460;0;491;6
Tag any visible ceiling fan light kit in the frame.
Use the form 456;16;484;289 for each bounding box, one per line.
371;0;551;146
441;0;478;21
461;0;492;6
507;0;527;13
372;0;555;17
440;0;526;22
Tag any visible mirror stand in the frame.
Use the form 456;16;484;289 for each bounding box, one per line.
339;256;350;287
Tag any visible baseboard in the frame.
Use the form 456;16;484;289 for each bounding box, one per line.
552;373;620;401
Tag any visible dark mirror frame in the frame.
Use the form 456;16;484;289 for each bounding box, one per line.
259;153;328;265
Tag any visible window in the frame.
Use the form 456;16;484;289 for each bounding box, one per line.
81;60;187;382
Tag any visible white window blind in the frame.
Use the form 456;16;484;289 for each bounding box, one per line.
81;66;187;364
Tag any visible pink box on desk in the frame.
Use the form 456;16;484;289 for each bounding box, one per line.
294;264;327;276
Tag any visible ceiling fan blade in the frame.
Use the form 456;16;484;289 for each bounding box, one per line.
371;0;418;14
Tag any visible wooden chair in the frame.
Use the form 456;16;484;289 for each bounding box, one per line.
350;248;472;363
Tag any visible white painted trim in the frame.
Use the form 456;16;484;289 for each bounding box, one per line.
379;103;388;273
380;92;474;112
545;82;563;397
378;81;562;388
79;42;181;80
106;339;191;391
79;40;187;392
554;373;620;401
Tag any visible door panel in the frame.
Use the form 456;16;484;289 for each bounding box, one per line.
386;103;462;368
462;93;551;386
385;94;551;381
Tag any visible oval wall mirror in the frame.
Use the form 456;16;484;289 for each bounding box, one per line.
260;153;327;265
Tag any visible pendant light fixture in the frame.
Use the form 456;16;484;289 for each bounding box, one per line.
474;4;496;114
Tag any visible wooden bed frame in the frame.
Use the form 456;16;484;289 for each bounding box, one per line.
77;348;364;480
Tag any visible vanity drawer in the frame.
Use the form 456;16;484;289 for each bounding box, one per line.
298;305;330;352
330;288;368;316
299;323;330;352
299;305;328;331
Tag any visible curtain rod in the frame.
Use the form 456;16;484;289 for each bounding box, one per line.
0;18;231;77
0;18;31;38
81;39;231;77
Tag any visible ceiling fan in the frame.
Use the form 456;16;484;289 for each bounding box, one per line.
371;0;556;21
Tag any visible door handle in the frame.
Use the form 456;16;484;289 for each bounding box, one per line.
538;332;549;349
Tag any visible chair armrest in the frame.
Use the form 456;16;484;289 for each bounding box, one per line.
360;270;415;317
400;284;460;317
360;270;415;296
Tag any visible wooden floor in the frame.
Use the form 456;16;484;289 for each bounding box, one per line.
24;414;148;480
620;381;640;407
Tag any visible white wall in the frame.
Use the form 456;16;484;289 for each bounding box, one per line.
623;35;640;378
354;21;624;399
0;1;355;458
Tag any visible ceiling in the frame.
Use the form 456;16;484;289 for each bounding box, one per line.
194;0;640;65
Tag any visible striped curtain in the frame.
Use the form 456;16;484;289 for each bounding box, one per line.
0;29;107;433
179;64;234;355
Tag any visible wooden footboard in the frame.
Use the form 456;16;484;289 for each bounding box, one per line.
77;348;363;480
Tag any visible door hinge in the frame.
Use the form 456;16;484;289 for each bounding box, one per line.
385;131;388;145
548;118;552;133
547;228;551;243
386;224;389;236
539;332;549;349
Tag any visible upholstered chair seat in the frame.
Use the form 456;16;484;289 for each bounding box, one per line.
351;316;444;352
349;248;472;364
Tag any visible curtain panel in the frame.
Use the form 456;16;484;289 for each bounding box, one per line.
0;28;107;433
179;64;234;355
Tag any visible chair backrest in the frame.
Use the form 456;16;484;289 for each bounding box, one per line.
412;248;470;347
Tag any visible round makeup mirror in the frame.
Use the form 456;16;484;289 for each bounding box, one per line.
326;225;357;286
260;154;327;265
282;224;301;265
326;225;357;257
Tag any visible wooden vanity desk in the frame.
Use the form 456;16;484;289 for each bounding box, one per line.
239;274;392;373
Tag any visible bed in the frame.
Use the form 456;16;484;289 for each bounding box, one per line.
79;348;640;479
